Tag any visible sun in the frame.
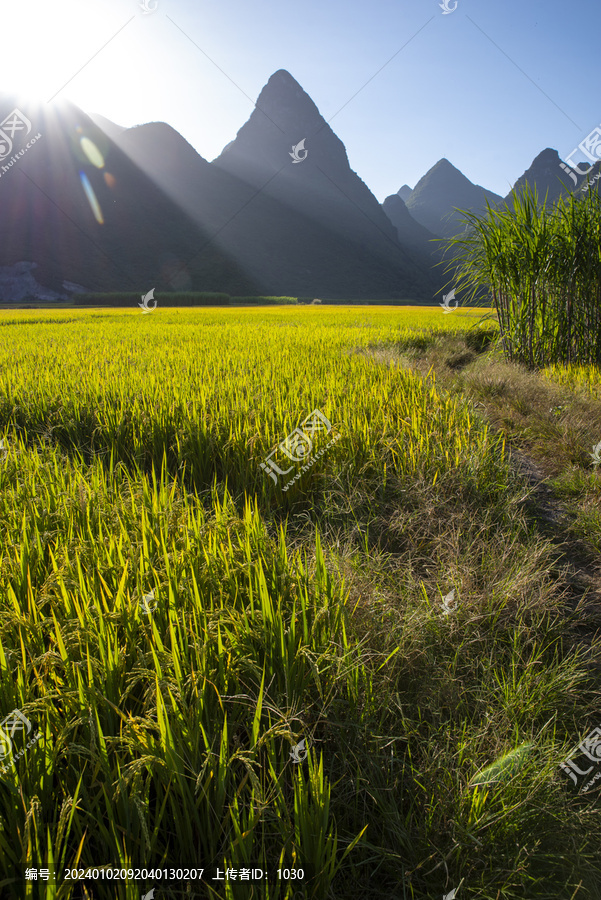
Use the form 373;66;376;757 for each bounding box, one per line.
0;0;141;111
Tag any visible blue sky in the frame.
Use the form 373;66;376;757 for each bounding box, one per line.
3;0;600;201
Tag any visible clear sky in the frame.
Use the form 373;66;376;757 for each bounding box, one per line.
2;0;600;201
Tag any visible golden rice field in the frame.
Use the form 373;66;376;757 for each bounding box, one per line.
543;362;601;399
1;305;600;900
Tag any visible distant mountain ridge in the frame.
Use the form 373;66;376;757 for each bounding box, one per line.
0;97;258;297
575;159;601;197
0;72;595;303
400;158;503;239
384;148;585;243
0;73;440;301
381;195;440;267
213;68;395;248
504;147;575;207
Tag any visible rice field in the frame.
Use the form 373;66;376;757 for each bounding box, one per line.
1;305;600;900
543;362;601;399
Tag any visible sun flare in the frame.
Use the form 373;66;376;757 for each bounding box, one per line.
1;0;145;112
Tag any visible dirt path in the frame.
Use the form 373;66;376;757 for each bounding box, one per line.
508;443;601;665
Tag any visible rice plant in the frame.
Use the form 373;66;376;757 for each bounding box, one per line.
0;306;599;899
543;362;601;399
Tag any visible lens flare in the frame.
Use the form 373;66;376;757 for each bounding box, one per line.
80;136;104;168
79;171;104;225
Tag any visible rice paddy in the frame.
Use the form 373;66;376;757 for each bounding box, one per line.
1;305;600;900
543;362;601;399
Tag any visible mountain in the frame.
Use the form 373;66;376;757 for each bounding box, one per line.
395;149;579;248
3;74;590;305
381;194;440;265
88;112;127;144
110;118;436;300
0;96;258;296
0;74;440;301
574;159;601;197
210;69;438;298
404;158;503;239
213;69;401;252
504;148;573;207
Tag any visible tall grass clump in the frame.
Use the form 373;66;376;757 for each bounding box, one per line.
445;184;601;368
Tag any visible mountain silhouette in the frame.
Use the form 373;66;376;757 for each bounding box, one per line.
88;112;127;144
211;69;438;298
108;119;433;299
381;194;441;271
213;68;401;252
0;75;439;301
0;96;258;295
404;158;503;238
504;147;574;207
574;158;601;197
0;78;593;305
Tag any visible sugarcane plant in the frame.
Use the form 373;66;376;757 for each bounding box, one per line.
443;184;601;369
